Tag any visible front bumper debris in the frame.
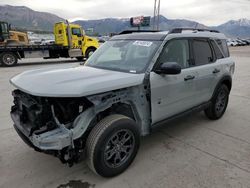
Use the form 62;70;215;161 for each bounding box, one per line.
11;111;72;150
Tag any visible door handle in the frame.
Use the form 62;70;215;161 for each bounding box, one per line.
213;69;220;74
184;75;195;81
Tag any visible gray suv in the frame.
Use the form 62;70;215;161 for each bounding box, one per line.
10;28;235;177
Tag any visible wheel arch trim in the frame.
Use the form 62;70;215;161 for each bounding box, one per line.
212;74;232;100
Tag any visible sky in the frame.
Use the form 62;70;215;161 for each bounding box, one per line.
1;0;250;26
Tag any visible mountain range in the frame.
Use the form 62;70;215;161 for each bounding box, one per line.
212;19;250;38
74;15;208;35
0;5;249;38
0;5;63;31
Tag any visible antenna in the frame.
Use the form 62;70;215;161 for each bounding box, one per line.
153;0;161;30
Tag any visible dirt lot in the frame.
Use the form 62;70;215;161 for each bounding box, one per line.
1;47;250;188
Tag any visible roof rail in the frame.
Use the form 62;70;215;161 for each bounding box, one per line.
169;28;220;34
119;30;160;35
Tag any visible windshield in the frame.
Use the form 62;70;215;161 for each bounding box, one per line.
85;39;161;73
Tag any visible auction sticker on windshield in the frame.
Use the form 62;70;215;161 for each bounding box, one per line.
133;41;153;47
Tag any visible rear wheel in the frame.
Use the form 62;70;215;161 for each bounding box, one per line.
0;52;18;67
86;114;140;177
205;84;229;120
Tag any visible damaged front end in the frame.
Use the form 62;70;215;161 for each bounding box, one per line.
10;84;151;167
11;89;93;166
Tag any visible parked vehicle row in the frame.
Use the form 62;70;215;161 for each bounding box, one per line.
227;38;250;46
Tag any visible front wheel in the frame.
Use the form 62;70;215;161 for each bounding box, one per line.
205;84;229;120
86;114;140;177
85;48;96;59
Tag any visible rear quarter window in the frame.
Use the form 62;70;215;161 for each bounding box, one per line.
211;40;224;59
216;39;230;57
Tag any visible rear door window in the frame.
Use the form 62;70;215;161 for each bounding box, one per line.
192;39;213;66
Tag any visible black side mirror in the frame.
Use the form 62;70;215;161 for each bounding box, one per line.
155;62;181;75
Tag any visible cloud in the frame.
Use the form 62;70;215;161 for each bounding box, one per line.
0;0;249;25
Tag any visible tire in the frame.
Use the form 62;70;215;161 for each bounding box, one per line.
205;84;229;120
76;57;84;61
86;114;140;177
85;48;96;59
0;52;18;67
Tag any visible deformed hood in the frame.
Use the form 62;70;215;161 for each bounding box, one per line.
10;65;145;97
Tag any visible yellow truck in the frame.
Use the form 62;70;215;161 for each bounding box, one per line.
0;21;99;66
54;21;99;60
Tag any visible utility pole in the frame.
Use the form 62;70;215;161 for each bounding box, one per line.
153;0;161;30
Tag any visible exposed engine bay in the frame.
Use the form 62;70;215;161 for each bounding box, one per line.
10;86;150;166
12;90;93;134
11;89;93;165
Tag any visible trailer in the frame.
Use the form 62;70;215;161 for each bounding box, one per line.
0;21;100;67
0;44;84;66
